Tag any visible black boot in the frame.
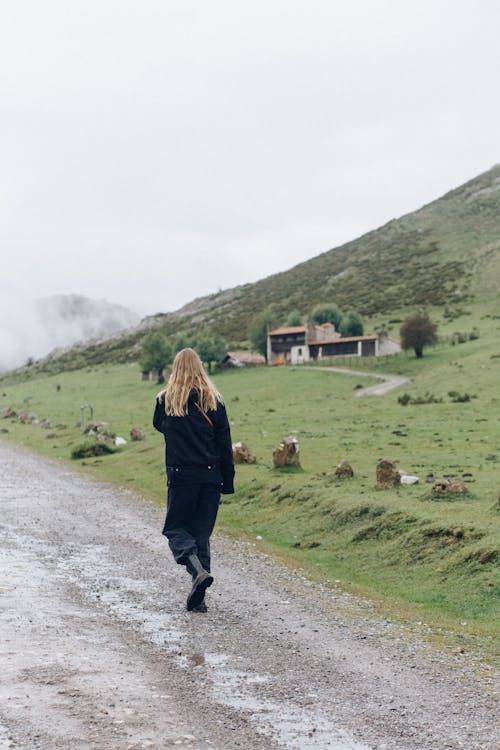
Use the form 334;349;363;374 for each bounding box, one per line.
186;554;213;611
191;597;208;613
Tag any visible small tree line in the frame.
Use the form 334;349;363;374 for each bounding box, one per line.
141;330;226;382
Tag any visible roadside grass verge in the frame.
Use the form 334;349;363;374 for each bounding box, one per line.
1;329;499;651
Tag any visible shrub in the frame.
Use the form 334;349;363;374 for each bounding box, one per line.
71;441;116;460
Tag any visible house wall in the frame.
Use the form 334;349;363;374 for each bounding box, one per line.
269;333;306;364
310;339;377;358
378;336;402;355
290;345;310;365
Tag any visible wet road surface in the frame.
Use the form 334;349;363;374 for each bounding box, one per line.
0;442;497;749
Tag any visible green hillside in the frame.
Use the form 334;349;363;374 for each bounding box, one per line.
1;165;499;651
146;163;500;337
1;325;498;649
4;164;499;381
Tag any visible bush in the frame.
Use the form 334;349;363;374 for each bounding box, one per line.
70;441;116;460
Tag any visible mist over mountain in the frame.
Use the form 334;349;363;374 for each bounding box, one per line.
0;294;140;372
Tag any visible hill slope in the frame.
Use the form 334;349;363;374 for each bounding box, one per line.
148;163;500;341
5;165;500;377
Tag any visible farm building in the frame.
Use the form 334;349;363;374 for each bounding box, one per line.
267;323;400;365
219;351;266;368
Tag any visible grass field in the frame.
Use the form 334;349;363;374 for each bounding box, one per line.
1;317;499;651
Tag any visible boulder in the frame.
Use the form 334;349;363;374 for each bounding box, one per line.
130;426;145;441
233;442;256;464
376;459;401;489
334;459;354;479
84;420;105;434
273;437;300;468
432;479;468;495
400;474;419;485
1;407;18;419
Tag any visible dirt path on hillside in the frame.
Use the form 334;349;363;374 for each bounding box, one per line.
0;442;497;750
306;366;409;396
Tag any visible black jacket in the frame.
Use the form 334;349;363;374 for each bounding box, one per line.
153;390;235;494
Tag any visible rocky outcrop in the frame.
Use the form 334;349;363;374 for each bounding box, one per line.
432;479;468;495
334;459;354;479
273;437;300;468
130;427;145;441
376;459;400;488
233;442;256;464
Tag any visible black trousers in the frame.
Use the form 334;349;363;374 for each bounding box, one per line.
162;482;220;574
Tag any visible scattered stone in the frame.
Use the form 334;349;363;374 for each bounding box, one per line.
130;426;145;441
18;410;37;424
115;436;127;446
376;459;401;488
45;433;59;439
39;418;52;428
273;436;300;468
0;428;8;434
432;479;468;494
334;459;354;479
233;442;256;464
84;420;105;434
84;421;115;440
1;407;17;419
400;474;419;485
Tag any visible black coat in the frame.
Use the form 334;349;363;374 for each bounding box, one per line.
153;390;235;494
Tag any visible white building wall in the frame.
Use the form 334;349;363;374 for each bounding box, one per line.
291;345;310;365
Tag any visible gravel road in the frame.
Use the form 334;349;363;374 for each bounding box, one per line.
304;367;409;397
0;442;497;750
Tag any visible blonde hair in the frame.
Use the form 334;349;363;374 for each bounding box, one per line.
159;348;222;417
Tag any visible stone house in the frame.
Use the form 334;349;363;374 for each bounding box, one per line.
267;323;399;365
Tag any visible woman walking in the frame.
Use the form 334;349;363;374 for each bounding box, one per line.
153;347;235;612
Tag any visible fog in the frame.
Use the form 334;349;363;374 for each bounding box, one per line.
0;294;140;372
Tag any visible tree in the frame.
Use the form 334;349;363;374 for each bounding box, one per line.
284;309;303;327
248;309;277;359
339;310;364;337
400;312;438;358
173;333;191;353
310;303;343;329
193;332;227;372
140;332;173;382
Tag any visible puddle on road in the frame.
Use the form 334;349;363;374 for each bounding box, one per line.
59;544;186;650
203;654;371;750
56;543;372;750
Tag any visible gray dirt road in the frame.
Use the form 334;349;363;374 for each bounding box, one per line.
0;442;497;750
304;366;409;397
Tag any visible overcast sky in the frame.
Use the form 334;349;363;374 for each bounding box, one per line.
1;0;499;327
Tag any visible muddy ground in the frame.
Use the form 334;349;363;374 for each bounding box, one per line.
0;442;497;750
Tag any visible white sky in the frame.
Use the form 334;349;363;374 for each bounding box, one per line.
1;0;499;322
